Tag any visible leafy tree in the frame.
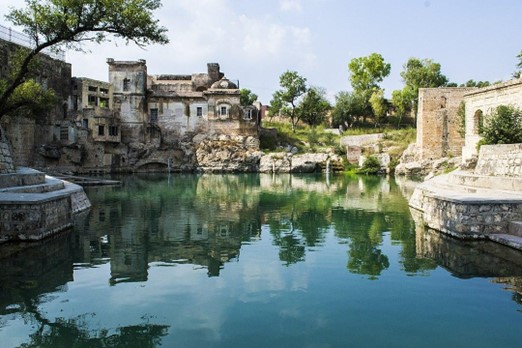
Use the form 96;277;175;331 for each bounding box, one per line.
459;80;490;88
480;105;522;145
0;0;169;120
270;70;307;132
331;91;370;129
514;50;522;78
391;57;448;125
240;88;258;106
297;86;331;126
348;53;391;94
369;89;387;126
357;155;382;175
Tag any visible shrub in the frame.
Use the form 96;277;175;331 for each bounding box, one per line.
480;105;522;145
357;155;382;175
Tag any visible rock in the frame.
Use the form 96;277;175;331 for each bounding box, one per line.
292;153;328;173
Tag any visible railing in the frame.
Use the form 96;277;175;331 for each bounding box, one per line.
0;24;65;61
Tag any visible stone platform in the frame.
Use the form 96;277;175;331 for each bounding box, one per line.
0;168;91;243
410;144;522;251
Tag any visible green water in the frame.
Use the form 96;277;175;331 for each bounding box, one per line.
1;174;521;347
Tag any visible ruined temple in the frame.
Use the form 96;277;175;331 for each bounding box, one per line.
1;30;260;173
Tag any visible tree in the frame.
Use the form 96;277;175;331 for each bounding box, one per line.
240;88;258;106
331;91;368;129
369;89;387;126
270;70;307;132
0;0;169;120
480;105;522;145
391;57;448;125
297;86;331;126
459;80;490;88
348;53;391;94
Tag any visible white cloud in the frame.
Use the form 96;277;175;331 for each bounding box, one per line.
280;0;303;12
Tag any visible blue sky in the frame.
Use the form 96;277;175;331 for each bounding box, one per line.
1;0;521;103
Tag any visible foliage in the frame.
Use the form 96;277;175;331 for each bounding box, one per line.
357;155;382;175
270;71;307;132
0;0;169;119
331;91;370;128
260;120;341;153
297;86;331;126
459;80;490;88
369;89;387;125
456;101;466;137
479;105;522;146
348;53;391;94
391;58;448;126
240;88;258;106
514;50;522;78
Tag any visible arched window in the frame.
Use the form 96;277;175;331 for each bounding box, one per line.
473;109;483;135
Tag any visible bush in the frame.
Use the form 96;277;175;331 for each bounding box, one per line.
480;105;522;145
357;155;382;175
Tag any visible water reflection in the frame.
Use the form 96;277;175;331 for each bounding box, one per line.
1;173;522;347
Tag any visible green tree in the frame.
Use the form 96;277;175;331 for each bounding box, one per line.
391;57;448;125
297;86;331;126
480;105;522;145
348;53;391;94
369;89;387;126
270;70;307;132
459;80;490;88
240;88;258;106
331;91;369;129
0;0;169;120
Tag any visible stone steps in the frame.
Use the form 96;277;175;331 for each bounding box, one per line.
447;171;522;192
0;176;65;193
489;234;522;251
0;167;45;188
508;221;522;237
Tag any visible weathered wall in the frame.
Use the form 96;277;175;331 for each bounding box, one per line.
0;38;72;167
462;79;522;161
416;88;473;160
0;126;14;173
475;144;522;177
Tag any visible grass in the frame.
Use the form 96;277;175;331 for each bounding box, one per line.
261;121;342;153
260;120;417;174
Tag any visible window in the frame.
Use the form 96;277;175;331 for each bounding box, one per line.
220;106;227;116
150;108;158;124
244;109;252;120
98;125;105;136
109;126;118;136
88;95;97;106
99;98;109;108
88;86;97;92
196;107;203;117
123;78;130;91
100;88;109;95
60;126;68;141
82;118;88;128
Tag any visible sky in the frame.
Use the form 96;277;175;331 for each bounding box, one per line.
1;0;522;104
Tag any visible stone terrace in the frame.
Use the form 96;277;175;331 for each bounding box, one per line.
410;144;522;251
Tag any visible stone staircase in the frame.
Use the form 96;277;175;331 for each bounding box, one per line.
410;169;522;251
0;167;91;243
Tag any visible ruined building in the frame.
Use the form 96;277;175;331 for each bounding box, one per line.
1;32;260;173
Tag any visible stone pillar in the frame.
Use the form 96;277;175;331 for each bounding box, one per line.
0;125;15;173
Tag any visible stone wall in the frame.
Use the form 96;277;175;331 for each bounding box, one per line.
0;126;14;173
475;144;522;177
416;88;473;160
463;79;522;161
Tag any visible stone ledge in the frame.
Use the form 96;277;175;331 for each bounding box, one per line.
0;167;45;188
0;176;65;193
447;171;522;192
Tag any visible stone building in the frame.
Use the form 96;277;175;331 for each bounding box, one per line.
399;79;522;176
1;28;260;173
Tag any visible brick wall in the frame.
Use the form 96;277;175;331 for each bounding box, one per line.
475;144;522;177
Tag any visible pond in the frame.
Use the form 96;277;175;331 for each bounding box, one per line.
1;173;521;347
